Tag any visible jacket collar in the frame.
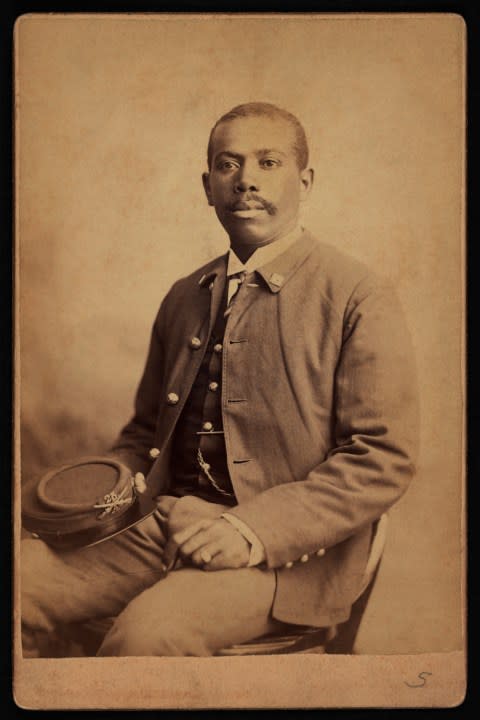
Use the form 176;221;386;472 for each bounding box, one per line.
196;228;318;295
255;229;318;293
197;253;228;290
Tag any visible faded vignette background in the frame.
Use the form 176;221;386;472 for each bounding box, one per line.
14;13;465;708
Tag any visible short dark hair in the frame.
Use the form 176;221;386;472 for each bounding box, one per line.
207;102;309;171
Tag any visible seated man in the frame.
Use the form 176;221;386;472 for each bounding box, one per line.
21;101;418;657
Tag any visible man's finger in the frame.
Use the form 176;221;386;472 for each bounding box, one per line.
172;518;214;546
179;527;218;556
190;543;222;567
156;495;177;517
200;548;212;564
202;551;232;571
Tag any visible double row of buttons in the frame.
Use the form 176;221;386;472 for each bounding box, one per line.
147;335;224;460
190;336;222;354
193;331;223;435
148;380;220;456
163;382;218;410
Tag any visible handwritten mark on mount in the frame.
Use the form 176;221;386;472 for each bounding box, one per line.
404;672;432;688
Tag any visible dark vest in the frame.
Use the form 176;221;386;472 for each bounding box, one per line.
170;282;236;505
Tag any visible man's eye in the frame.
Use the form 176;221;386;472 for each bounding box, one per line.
218;160;238;170
261;159;280;168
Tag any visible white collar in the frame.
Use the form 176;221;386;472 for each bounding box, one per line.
227;224;303;277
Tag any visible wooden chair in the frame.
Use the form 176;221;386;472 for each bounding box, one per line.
51;514;388;657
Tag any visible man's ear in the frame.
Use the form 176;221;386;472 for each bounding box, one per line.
299;167;314;202
202;172;214;206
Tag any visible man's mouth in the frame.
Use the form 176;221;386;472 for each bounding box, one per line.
231;203;265;219
227;198;276;217
230;201;265;212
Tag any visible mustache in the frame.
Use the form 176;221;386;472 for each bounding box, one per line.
227;195;277;216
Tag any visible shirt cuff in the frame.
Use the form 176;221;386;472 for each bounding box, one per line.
221;513;266;566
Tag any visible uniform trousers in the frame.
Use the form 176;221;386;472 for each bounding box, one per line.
21;495;283;657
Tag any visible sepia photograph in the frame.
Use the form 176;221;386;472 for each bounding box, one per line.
14;13;466;708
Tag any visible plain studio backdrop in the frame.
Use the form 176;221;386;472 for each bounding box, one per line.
16;14;464;655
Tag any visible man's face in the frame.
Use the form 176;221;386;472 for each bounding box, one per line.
203;116;313;247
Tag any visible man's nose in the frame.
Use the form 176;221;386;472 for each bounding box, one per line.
234;164;259;193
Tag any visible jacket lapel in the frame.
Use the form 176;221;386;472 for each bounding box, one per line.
161;254;227;405
149;254;228;464
205;257;228;334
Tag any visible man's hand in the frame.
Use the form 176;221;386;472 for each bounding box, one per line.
163;517;251;571
157;495;228;536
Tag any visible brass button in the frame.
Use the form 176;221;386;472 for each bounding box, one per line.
213;343;223;354
208;381;219;392
166;392;179;405
190;337;202;349
202;421;213;432
149;447;160;459
300;554;309;563
285;561;294;569
316;548;326;557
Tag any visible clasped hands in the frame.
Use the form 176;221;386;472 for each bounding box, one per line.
157;495;251;572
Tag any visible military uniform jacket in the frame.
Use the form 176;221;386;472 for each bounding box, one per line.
111;230;418;627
